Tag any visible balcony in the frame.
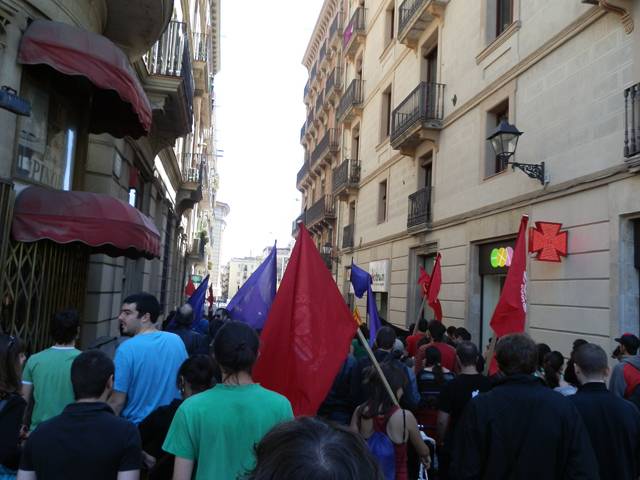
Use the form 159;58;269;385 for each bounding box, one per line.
296;160;310;187
103;0;173;58
329;12;343;50
398;0;448;48
407;187;432;231
300;122;307;144
315;90;325;116
319;42;327;70
192;32;213;95
140;20;194;148
306;195;336;229
325;67;343;101
292;213;305;237
624;83;640;162
189;237;207;264
177;153;204;214
342;224;355;249
337;79;364;125
332;159;360;198
391;82;445;154
310;63;318;86
343;7;366;59
311;128;340;168
304;80;311;101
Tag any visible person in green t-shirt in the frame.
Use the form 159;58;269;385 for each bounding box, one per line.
163;321;293;480
22;309;82;431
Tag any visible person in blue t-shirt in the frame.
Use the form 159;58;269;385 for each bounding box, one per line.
109;293;188;425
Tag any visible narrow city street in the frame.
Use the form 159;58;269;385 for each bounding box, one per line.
0;0;639;479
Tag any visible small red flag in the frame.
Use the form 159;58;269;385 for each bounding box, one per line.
184;279;196;297
427;254;443;322
253;224;357;416
490;215;529;337
418;266;430;298
207;285;214;306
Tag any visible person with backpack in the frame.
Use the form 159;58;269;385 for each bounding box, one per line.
570;343;640;480
609;333;640;403
0;334;26;480
318;352;356;425
351;361;430;480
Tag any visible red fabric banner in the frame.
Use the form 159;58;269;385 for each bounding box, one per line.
490;215;529;338
253;224;357;416
184;279;196;297
418;265;430;298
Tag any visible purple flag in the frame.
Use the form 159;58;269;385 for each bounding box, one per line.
227;243;277;330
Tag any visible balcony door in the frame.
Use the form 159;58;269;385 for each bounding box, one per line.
419;153;432;189
424;46;438;84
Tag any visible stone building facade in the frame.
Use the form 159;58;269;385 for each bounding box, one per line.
297;0;640;355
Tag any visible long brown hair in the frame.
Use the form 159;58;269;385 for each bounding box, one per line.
361;361;406;418
0;334;25;397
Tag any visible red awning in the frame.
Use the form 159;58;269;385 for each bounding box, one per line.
18;20;152;139
12;186;161;259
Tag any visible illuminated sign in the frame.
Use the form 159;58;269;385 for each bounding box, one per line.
490;246;514;269
529;221;568;262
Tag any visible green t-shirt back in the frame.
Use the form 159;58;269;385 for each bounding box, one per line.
22;347;81;430
163;383;293;480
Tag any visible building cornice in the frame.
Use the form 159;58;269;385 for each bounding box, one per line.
302;0;339;69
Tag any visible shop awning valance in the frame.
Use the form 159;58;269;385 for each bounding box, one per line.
18;20;152;139
12;186;161;259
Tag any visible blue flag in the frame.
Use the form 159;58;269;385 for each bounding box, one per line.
350;261;381;347
227;243;277;330
187;274;209;333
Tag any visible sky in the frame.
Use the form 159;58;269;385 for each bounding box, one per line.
216;0;324;263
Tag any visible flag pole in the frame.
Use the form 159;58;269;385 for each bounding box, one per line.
356;329;400;408
413;296;426;334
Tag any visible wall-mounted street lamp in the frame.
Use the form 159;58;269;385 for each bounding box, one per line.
487;120;546;185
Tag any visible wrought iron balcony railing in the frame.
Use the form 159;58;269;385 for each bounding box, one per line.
143;20;188;76
399;0;426;34
325;67;343;98
304;80;310;100
329;11;343;43
192;32;211;62
319;42;327;65
297;160;309;185
182;153;209;183
332;158;360;194
306;195;336;226
315;90;325;115
310;63;317;83
391;82;445;143
307;107;315;126
311;128;340;166
343;7;365;50
625;83;640;158
292;213;305;236
300;122;306;142
342;224;355;248
407;186;432;229
337;79;364;123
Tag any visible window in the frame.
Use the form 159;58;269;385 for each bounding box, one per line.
381;86;392;140
378;180;388;223
385;3;395;46
496;0;513;37
486;100;509;176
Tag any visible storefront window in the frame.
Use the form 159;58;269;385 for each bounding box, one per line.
14;70;79;190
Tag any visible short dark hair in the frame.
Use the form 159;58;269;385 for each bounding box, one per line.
246;417;384;480
51;309;80;344
0;334;25;394
495;333;537;376
71;351;114;400
213;308;231;321
536;343;551;369
456;341;479;367
446;326;457;336
213;321;259;373
178;354;215;393
417;319;428;332
428;320;446;342
455;327;471;341
375;326;396;350
574;343;608;377
123;292;160;323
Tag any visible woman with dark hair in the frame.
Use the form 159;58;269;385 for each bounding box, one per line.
415;346;455;442
245;416;384;479
543;351;576;396
139;354;216;479
163;322;293;480
0;334;26;480
564;338;588;387
351;362;430;480
535;343;551;378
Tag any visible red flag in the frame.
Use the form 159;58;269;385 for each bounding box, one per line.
184;279;196;296
253;224;357;416
490;215;529;337
426;253;443;321
207;285;214;307
418;266;430;298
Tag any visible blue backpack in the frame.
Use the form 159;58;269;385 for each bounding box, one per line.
362;408;406;480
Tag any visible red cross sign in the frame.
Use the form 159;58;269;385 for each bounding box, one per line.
528;221;568;262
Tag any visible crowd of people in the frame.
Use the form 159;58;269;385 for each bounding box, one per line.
0;294;639;479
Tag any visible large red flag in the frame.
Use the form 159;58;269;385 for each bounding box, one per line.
427;253;443;321
490;215;529;338
184;279;196;296
253;224;357;416
418;266;430;298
